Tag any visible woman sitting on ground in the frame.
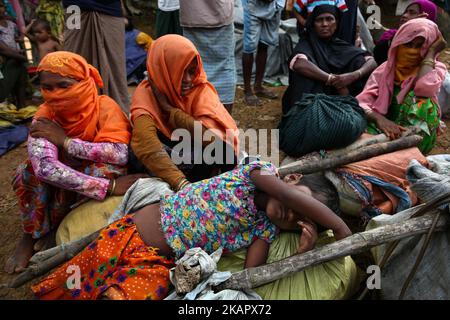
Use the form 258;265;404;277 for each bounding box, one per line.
373;0;438;66
32;160;352;300
282;4;377;113
130;35;239;192
5;52;145;274
357;19;447;154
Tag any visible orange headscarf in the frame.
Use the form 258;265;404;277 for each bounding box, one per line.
130;35;238;150
35;51;131;144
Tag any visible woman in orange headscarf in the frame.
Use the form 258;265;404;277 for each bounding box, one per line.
5;52;144;274
130;35;239;191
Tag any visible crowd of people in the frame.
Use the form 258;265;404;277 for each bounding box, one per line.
0;0;449;300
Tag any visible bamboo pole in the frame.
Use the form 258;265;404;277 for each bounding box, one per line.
216;211;449;291
29;230;100;264
281;128;420;167
279;134;422;177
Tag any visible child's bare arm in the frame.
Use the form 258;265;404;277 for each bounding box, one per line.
0;41;27;61
54;41;62;51
24;19;36;43
250;170;351;240
244;238;270;269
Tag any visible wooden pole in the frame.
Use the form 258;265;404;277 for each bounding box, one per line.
29;231;100;264
216;211;449;291
279;134;422;177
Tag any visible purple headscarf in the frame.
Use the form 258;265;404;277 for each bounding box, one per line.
377;0;438;43
412;0;438;22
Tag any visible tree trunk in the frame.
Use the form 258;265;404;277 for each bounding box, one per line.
216;211;449;291
279;134;422;177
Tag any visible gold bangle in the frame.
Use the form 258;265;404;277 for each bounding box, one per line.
176;178;189;191
421;58;434;64
357;70;363;79
421;59;435;67
108;179;116;196
63;137;72;151
421;61;435;68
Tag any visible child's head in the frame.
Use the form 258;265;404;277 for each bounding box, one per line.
32;20;52;42
265;173;340;231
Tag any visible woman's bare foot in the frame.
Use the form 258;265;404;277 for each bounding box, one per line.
254;86;277;100
244;93;262;106
4;233;36;274
33;230;56;252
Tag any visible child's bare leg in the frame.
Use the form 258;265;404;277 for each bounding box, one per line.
4;233;36;274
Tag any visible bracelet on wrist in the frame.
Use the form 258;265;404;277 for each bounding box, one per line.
63;137;72;151
176;178;189;191
108;179;116;196
421;58;435;65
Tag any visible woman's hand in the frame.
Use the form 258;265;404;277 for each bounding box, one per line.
30;118;67;148
297;220;318;254
110;174;150;196
374;114;406;140
330;72;359;89
428;35;447;57
148;78;173;118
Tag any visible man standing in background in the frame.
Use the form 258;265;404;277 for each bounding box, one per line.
179;0;236;113
156;0;182;38
62;0;130;113
241;0;285;106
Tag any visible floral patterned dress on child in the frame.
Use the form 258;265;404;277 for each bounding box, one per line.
160;161;280;259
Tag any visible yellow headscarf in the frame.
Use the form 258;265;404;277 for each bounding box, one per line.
394;45;422;85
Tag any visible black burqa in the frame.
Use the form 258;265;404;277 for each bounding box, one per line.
282;5;369;114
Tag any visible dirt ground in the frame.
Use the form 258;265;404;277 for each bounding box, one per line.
1;34;449;301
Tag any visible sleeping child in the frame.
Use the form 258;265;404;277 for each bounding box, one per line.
32;160;351;300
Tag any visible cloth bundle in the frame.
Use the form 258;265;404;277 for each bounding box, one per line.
0;102;38;156
406;155;450;204
367;154;450;299
278;94;367;157
165;247;262;300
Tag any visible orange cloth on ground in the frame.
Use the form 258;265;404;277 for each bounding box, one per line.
32;215;174;300
130;34;238;151
35;51;131;144
340;147;428;214
394;45;422;85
